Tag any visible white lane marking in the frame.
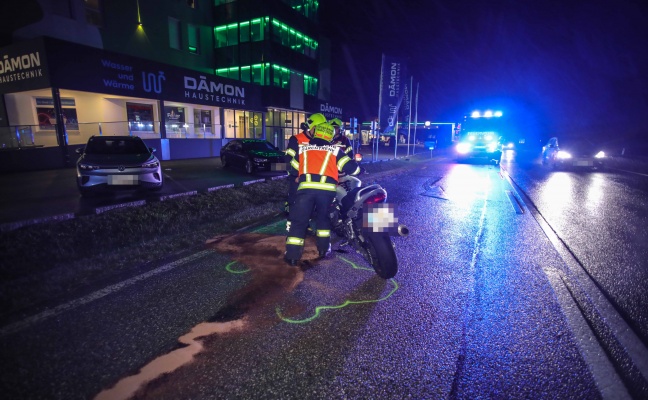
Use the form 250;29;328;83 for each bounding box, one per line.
500;165;648;393
609;167;648;177
543;266;631;400
0;250;212;338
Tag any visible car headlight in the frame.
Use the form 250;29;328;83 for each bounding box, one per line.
595;151;605;158
484;134;493;141
556;151;572;159
142;160;159;168
78;163;99;171
468;135;476;141
456;142;472;154
253;157;268;163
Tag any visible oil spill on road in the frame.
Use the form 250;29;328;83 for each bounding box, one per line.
95;232;319;400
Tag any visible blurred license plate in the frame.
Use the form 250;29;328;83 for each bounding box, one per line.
575;160;593;166
271;162;287;171
108;175;138;185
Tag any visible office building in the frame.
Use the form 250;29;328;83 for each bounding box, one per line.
0;0;344;171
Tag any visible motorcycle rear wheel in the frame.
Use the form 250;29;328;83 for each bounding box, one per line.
363;231;398;279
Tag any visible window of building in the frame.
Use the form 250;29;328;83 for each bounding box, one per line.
246;111;263;139
239;21;250;42
250;18;266;42
214;23;239;47
282;0;318;21
270;18;317;58
188;24;200;54
84;0;103;27
169;18;182;50
304;74;318;96
272;65;290;89
226;23;238;46
214;0;236;5
216;67;240;80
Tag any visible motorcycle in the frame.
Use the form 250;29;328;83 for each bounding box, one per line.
328;157;409;279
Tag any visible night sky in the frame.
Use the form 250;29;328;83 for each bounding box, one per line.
320;0;648;145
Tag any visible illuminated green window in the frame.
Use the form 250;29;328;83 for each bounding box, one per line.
215;18;267;48
269;18;317;59
215;67;239;80
214;26;227;47
250;18;265;42
304;74;318;96
283;0;319;20
239;21;250;42
251;63;269;85
214;0;235;5
214;23;239;48
188;24;200;54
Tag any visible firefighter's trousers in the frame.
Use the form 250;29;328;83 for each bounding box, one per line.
285;188;334;260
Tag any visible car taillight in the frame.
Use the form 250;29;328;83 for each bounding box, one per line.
365;192;386;204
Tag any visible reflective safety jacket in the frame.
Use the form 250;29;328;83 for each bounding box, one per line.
285;132;310;176
331;134;354;158
295;137;361;192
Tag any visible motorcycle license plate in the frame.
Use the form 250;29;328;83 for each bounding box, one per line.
364;204;399;233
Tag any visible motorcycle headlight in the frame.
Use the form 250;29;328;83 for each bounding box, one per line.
557;151;572;159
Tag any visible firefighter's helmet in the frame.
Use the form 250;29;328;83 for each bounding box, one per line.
306;113;327;129
313;122;335;142
329;118;343;127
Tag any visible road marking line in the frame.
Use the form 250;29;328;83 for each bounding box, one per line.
500;164;648;394
0;250;212;338
609;167;648;177
543;266;631;399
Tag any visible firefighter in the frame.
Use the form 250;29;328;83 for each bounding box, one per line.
284;113;327;214
284;122;361;266
329;118;354;158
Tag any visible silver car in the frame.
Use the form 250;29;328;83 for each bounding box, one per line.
76;135;163;196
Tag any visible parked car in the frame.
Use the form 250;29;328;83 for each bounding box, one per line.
76;135;163;196
542;136;606;170
220;139;285;174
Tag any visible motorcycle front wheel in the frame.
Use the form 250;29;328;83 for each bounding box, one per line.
363;231;398;279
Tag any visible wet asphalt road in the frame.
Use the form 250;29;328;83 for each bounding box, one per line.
6;154;648;399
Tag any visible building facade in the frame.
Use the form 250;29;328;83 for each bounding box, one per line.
0;0;345;171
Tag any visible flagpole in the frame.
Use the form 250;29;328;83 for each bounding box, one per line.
375;54;385;162
406;76;413;157
394;114;398;159
413;82;419;156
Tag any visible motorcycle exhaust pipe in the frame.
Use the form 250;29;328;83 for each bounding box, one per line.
397;224;409;237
